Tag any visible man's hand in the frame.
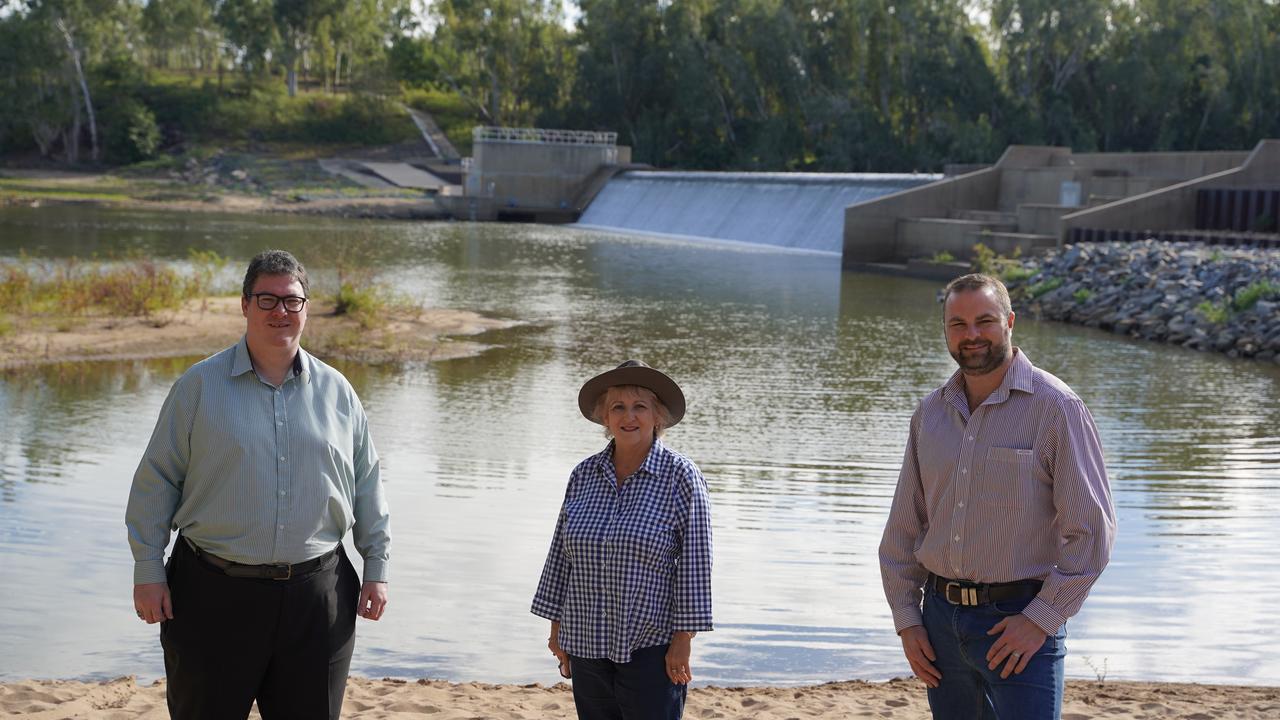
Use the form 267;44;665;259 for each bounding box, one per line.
665;632;695;685
357;581;388;620
133;582;173;624
985;614;1047;678
899;625;941;688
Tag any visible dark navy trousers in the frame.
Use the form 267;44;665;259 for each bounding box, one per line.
569;643;686;720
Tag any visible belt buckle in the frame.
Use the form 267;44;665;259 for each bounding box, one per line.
271;563;293;581
944;581;979;606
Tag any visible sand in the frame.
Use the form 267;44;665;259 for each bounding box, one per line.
0;296;519;370
1;676;1277;718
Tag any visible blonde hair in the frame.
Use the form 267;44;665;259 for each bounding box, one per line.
592;385;674;439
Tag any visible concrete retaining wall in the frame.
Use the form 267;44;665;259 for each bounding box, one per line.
842;167;1001;264
1054;150;1250;178
1061;140;1280;237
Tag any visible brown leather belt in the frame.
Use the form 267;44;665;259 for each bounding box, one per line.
930;574;1042;607
184;536;336;581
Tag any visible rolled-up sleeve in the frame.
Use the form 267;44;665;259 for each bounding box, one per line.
673;465;713;633
1022;397;1116;634
350;397;390;583
531;474;575;621
125;375;197;585
879;406;931;633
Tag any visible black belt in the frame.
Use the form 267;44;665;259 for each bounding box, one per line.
930;574;1042;607
184;536;336;580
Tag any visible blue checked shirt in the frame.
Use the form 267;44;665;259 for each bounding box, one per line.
531;438;714;663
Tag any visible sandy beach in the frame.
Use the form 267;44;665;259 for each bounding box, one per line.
2;676;1277;718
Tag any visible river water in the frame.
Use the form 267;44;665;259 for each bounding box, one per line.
1;205;1278;686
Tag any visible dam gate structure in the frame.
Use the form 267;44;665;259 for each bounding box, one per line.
842;140;1280;272
438;127;633;222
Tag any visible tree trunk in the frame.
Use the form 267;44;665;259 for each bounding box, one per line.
287;63;298;97
490;67;500;125
334;50;343;91
55;17;98;162
67;78;81;162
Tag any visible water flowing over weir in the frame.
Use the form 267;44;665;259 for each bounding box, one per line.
577;170;940;254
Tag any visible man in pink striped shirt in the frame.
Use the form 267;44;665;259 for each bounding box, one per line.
879;273;1116;720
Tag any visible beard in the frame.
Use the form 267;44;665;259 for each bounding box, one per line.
950;336;1011;376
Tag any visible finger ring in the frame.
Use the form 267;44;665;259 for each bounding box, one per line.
1011;651;1022;659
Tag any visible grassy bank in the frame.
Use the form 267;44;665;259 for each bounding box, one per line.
0;256;515;368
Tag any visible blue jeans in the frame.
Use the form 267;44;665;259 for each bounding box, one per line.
922;585;1066;720
569;644;686;720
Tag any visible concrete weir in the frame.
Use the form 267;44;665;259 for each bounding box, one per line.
577;171;938;254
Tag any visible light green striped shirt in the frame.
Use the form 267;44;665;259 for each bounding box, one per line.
126;336;390;585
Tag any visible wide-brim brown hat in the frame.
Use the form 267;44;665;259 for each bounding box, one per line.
578;360;686;427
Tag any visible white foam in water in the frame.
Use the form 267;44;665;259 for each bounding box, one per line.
577;171;941;254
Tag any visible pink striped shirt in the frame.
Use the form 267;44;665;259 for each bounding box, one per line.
879;349;1116;635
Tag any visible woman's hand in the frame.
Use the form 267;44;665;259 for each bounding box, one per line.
549;621;571;678
665;631;695;684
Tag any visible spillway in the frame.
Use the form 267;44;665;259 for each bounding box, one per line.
576;171;939;254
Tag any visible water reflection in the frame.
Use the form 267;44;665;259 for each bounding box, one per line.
1;207;1278;686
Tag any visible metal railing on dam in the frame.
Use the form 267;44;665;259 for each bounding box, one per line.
576;171;939;255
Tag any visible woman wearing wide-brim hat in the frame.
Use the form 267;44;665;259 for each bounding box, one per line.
531;360;713;720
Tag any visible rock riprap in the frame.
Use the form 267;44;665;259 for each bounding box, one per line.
1003;239;1280;362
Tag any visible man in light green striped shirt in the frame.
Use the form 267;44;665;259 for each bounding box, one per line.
126;250;391;720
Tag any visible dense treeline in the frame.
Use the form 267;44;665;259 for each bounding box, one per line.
2;0;1279;170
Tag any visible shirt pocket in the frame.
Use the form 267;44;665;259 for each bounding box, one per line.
978;447;1036;508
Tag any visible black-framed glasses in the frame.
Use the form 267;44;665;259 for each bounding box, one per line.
248;293;308;313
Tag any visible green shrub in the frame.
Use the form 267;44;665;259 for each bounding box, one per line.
1001;265;1036;283
971;243;997;275
1232;280;1280;312
1197;300;1230;324
334;281;389;328
1029;277;1064;298
1073;288;1094;303
0;264;33;313
124;101;162;161
931;251;955;263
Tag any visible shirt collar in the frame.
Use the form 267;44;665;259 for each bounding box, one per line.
597;437;666;478
944;347;1034;407
231;335;311;385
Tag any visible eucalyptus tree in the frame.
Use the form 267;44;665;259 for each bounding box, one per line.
142;0;220;71
0;0;141;162
430;0;574;127
986;0;1113;146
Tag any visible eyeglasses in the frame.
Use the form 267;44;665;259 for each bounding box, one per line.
248;293;308;313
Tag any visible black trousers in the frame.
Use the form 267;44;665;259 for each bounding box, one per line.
161;537;361;720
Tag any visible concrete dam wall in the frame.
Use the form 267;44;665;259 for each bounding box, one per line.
577;171;939;254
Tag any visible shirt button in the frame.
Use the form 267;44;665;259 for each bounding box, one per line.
954;535;961;542
279;456;286;462
279;490;286;496
961;468;968;474
968;435;975;441
278;524;284;530
957;501;965;508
